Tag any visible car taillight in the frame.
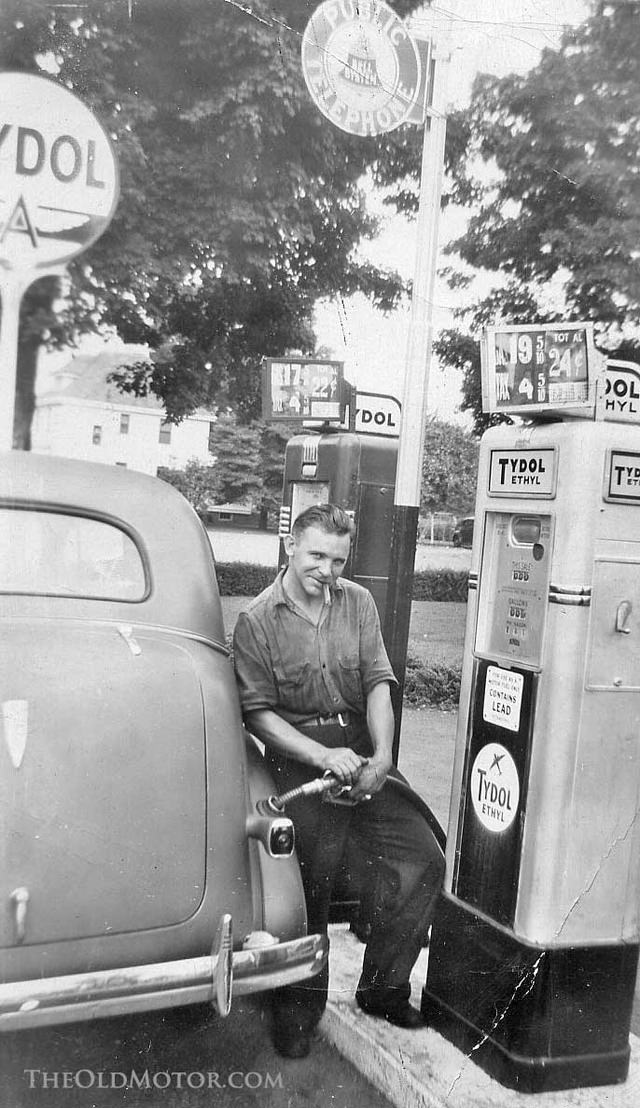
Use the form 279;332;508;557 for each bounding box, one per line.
246;813;295;857
269;819;295;857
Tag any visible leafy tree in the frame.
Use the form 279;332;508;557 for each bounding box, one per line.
207;413;263;506
258;420;298;525
158;415;297;524
435;2;640;432
421;417;479;517
157;459;218;515
1;0;422;447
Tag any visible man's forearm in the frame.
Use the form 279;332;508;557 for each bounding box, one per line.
244;708;327;768
365;682;394;771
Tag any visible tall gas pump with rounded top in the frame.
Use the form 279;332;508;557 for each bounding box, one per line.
422;324;640;1092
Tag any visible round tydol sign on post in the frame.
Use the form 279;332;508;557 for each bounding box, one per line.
0;71;119;271
0;71;119;449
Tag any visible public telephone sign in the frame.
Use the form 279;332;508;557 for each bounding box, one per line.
481;322;596;417
262;357;345;422
301;0;427;136
0;72;119;270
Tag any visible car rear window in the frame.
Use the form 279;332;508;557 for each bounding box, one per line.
0;508;146;600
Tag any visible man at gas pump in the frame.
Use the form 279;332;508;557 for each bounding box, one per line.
233;503;444;1058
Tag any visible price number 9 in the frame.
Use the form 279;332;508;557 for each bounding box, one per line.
516;334;533;365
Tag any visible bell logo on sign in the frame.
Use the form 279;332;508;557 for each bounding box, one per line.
0;72;119;270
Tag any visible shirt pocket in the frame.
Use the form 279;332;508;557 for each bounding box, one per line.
337;653;363;705
275;659;314;714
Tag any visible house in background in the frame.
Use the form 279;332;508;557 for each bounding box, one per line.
32;346;215;475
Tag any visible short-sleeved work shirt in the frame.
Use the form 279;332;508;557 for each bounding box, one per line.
232;570;396;723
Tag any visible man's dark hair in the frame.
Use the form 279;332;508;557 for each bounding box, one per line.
291;503;355;540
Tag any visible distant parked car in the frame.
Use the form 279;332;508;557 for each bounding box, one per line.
452;516;474;547
0;450;326;1031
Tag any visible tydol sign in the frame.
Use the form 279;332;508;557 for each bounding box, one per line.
0;72;119;270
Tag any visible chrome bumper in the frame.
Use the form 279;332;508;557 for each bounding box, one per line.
0;932;328;1032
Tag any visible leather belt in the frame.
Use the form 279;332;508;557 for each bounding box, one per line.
303;710;351;728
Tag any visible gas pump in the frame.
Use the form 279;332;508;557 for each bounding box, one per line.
278;430;397;622
422;416;640;1092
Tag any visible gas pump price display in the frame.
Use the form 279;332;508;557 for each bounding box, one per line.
481;322;596;417
262;357;345;423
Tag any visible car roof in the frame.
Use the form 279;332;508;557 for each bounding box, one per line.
0;451;226;643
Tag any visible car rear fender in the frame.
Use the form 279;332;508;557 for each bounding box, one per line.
243;732;308;941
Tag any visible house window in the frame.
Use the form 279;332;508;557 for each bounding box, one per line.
120;413;130;434
92;425;102;445
159;420;172;444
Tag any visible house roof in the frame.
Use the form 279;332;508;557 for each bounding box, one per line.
44;347;163;410
39;346;215;418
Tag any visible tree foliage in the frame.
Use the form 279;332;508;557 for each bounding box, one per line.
157;459;219;516
433;1;640;432
1;0;422;446
159;414;296;524
421;418;479;517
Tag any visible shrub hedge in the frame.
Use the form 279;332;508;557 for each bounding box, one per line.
216;562;469;602
403;653;461;711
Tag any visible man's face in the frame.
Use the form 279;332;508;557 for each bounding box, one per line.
284;525;351;601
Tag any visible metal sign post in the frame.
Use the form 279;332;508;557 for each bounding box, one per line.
0;71;119;450
0;268;63;450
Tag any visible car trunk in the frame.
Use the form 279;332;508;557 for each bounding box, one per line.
0;621;207;948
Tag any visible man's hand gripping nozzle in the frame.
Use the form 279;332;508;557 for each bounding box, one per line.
256;771;370;815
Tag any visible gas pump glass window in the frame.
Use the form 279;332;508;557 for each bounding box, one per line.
291;483;330;524
511;516;541;546
475;511;554;669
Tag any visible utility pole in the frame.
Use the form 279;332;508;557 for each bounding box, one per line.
384;28;450;758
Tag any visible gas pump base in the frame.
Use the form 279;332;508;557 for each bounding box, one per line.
421;895;639;1094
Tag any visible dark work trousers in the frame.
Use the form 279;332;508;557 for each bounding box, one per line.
266;720;444;1038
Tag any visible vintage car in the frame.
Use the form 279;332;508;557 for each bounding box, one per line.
0;450;326;1030
452;516;474;548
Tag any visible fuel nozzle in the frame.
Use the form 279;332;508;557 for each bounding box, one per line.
256;773;342;815
256;794;286;816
